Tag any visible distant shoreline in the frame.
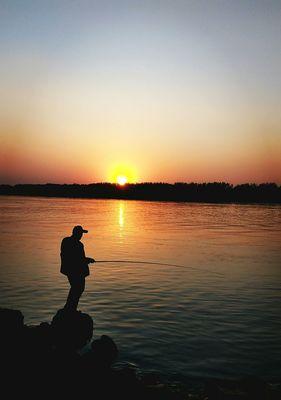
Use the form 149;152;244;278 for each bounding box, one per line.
0;182;281;204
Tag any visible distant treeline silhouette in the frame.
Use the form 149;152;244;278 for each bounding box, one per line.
0;182;280;203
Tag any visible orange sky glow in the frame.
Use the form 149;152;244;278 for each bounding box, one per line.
0;2;280;185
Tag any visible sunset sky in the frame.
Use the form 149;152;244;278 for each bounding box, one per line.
0;0;281;184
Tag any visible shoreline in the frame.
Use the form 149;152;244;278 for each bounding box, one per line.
1;307;280;399
1;182;281;204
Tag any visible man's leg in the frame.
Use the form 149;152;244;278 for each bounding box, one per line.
64;275;85;310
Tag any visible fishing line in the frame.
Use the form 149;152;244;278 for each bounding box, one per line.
94;260;224;277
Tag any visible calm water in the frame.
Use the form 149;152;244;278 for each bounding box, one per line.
0;196;280;383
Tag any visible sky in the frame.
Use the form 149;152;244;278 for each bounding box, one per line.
0;0;281;184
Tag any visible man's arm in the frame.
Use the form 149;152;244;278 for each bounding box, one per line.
86;257;95;263
81;243;95;264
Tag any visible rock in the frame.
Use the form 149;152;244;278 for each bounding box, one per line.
0;308;24;357
90;334;118;368
112;362;139;389
82;334;118;375
141;371;162;386
205;378;246;400
205;377;273;400
0;308;24;334
21;322;53;356
240;377;272;400
51;308;93;350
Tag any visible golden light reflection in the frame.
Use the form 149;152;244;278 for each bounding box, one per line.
119;202;124;228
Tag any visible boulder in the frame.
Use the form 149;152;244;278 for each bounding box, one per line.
51;308;93;350
205;377;272;400
0;308;24;334
21;322;53;355
0;308;24;353
90;334;118;367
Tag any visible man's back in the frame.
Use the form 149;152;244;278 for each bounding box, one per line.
60;236;89;277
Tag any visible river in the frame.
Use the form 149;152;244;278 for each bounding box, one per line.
0;196;280;383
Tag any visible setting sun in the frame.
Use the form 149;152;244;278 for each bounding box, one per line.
108;163;137;184
117;175;128;185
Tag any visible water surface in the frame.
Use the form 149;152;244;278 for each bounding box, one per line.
0;196;280;383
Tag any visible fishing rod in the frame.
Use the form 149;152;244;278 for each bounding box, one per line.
93;260;224;277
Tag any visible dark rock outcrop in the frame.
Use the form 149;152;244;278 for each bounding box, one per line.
51;308;94;350
205;377;280;400
89;334;119;367
0;307;24;337
0;307;279;400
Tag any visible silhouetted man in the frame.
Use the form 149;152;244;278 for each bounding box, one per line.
61;225;95;310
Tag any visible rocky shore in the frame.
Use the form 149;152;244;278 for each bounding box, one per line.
1;307;279;399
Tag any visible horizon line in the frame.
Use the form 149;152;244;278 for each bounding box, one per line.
1;181;280;187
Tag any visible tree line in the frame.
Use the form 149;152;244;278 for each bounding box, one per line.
0;182;280;203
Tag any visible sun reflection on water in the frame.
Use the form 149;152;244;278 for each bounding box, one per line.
118;202;124;229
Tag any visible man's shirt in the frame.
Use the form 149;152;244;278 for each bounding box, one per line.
60;236;90;277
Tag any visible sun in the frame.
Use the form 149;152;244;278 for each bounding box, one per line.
117;175;128;186
108;163;137;184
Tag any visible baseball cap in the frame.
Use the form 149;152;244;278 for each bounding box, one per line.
72;225;88;234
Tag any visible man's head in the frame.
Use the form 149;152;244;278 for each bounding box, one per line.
72;225;88;240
